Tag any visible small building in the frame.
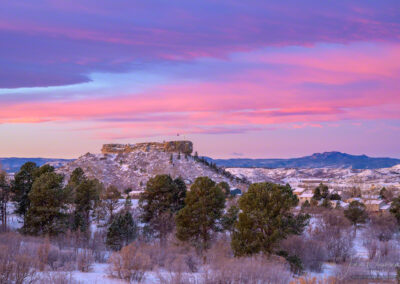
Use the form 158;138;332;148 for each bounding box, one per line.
345;197;362;203
380;203;391;212
298;193;314;204
293;187;306;196
363;195;380;200
230;188;242;197
364;200;385;212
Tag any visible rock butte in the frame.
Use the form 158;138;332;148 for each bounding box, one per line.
101;141;193;155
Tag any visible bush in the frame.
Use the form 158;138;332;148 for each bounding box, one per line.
77;249;94;272
202;256;290;284
369;212;397;241
280;235;327;272
0;234;38;284
312;210;353;263
108;243;151;282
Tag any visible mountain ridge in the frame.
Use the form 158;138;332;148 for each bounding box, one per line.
205;151;400;169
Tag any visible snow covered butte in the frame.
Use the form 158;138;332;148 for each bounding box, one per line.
58;141;246;192
101;141;193;155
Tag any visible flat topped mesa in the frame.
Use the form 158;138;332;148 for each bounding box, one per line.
101;141;193;155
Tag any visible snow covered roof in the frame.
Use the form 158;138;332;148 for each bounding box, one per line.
380;204;391;210
299;193;313;198
364;200;383;205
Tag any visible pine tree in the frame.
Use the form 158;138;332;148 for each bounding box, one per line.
106;211;137;251
101;185;121;223
139;175;186;245
221;205;239;233
175;176;225;262
390;196;400;224
231;183;309;256
379;187;387;200
218;181;230;197
11;162;38;221
23;172;70;236
313;183;328;201
301;200;310;209
68;168;103;233
344;200;368;229
321;198;332;209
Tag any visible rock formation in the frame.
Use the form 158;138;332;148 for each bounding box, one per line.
58;141;246;192
101;141;193;155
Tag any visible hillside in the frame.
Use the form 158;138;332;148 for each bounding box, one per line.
57;142;247;192
207;151;400;169
0;157;73;173
227;164;400;191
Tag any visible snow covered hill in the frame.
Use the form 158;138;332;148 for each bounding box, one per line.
57;143;247;192
227;164;400;191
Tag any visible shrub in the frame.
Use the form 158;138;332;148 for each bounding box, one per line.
108;243;151;282
202;256;290;284
77;249;94;272
280;235;327;272
0;238;38;284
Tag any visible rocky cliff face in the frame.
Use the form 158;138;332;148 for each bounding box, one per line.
101;141;193;155
58;141;245;192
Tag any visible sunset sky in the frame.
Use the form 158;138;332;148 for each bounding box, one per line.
1;0;400;158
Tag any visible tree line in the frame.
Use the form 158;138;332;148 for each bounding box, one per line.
0;161;313;270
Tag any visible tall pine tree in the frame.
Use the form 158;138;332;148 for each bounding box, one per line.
106;211;137;251
139;175;186;245
11;162;38;222
23;172;70;236
175;176;225;262
231;182;309;256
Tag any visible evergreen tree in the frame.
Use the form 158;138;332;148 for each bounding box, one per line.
139;175;186;245
124;195;133;211
330;193;341;201
218;181;230;197
175;176;225;261
101;185;121;223
68;168;102;233
23;172;70;236
221;205;239;233
344;200;368;229
106;211;137;251
231;183;309;256
301;200;310;209
390;196;400;224
379;187;387;200
11;162;38;221
68;167;86;189
321;198;332;209
313;183;329;200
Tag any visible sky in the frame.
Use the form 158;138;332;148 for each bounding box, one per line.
0;0;400;159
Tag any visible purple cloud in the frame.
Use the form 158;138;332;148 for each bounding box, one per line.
1;0;399;88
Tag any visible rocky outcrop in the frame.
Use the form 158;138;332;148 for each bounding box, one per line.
101;141;193;155
58;144;246;192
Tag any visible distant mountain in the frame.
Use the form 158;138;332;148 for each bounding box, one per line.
0;158;73;173
205;151;400;169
